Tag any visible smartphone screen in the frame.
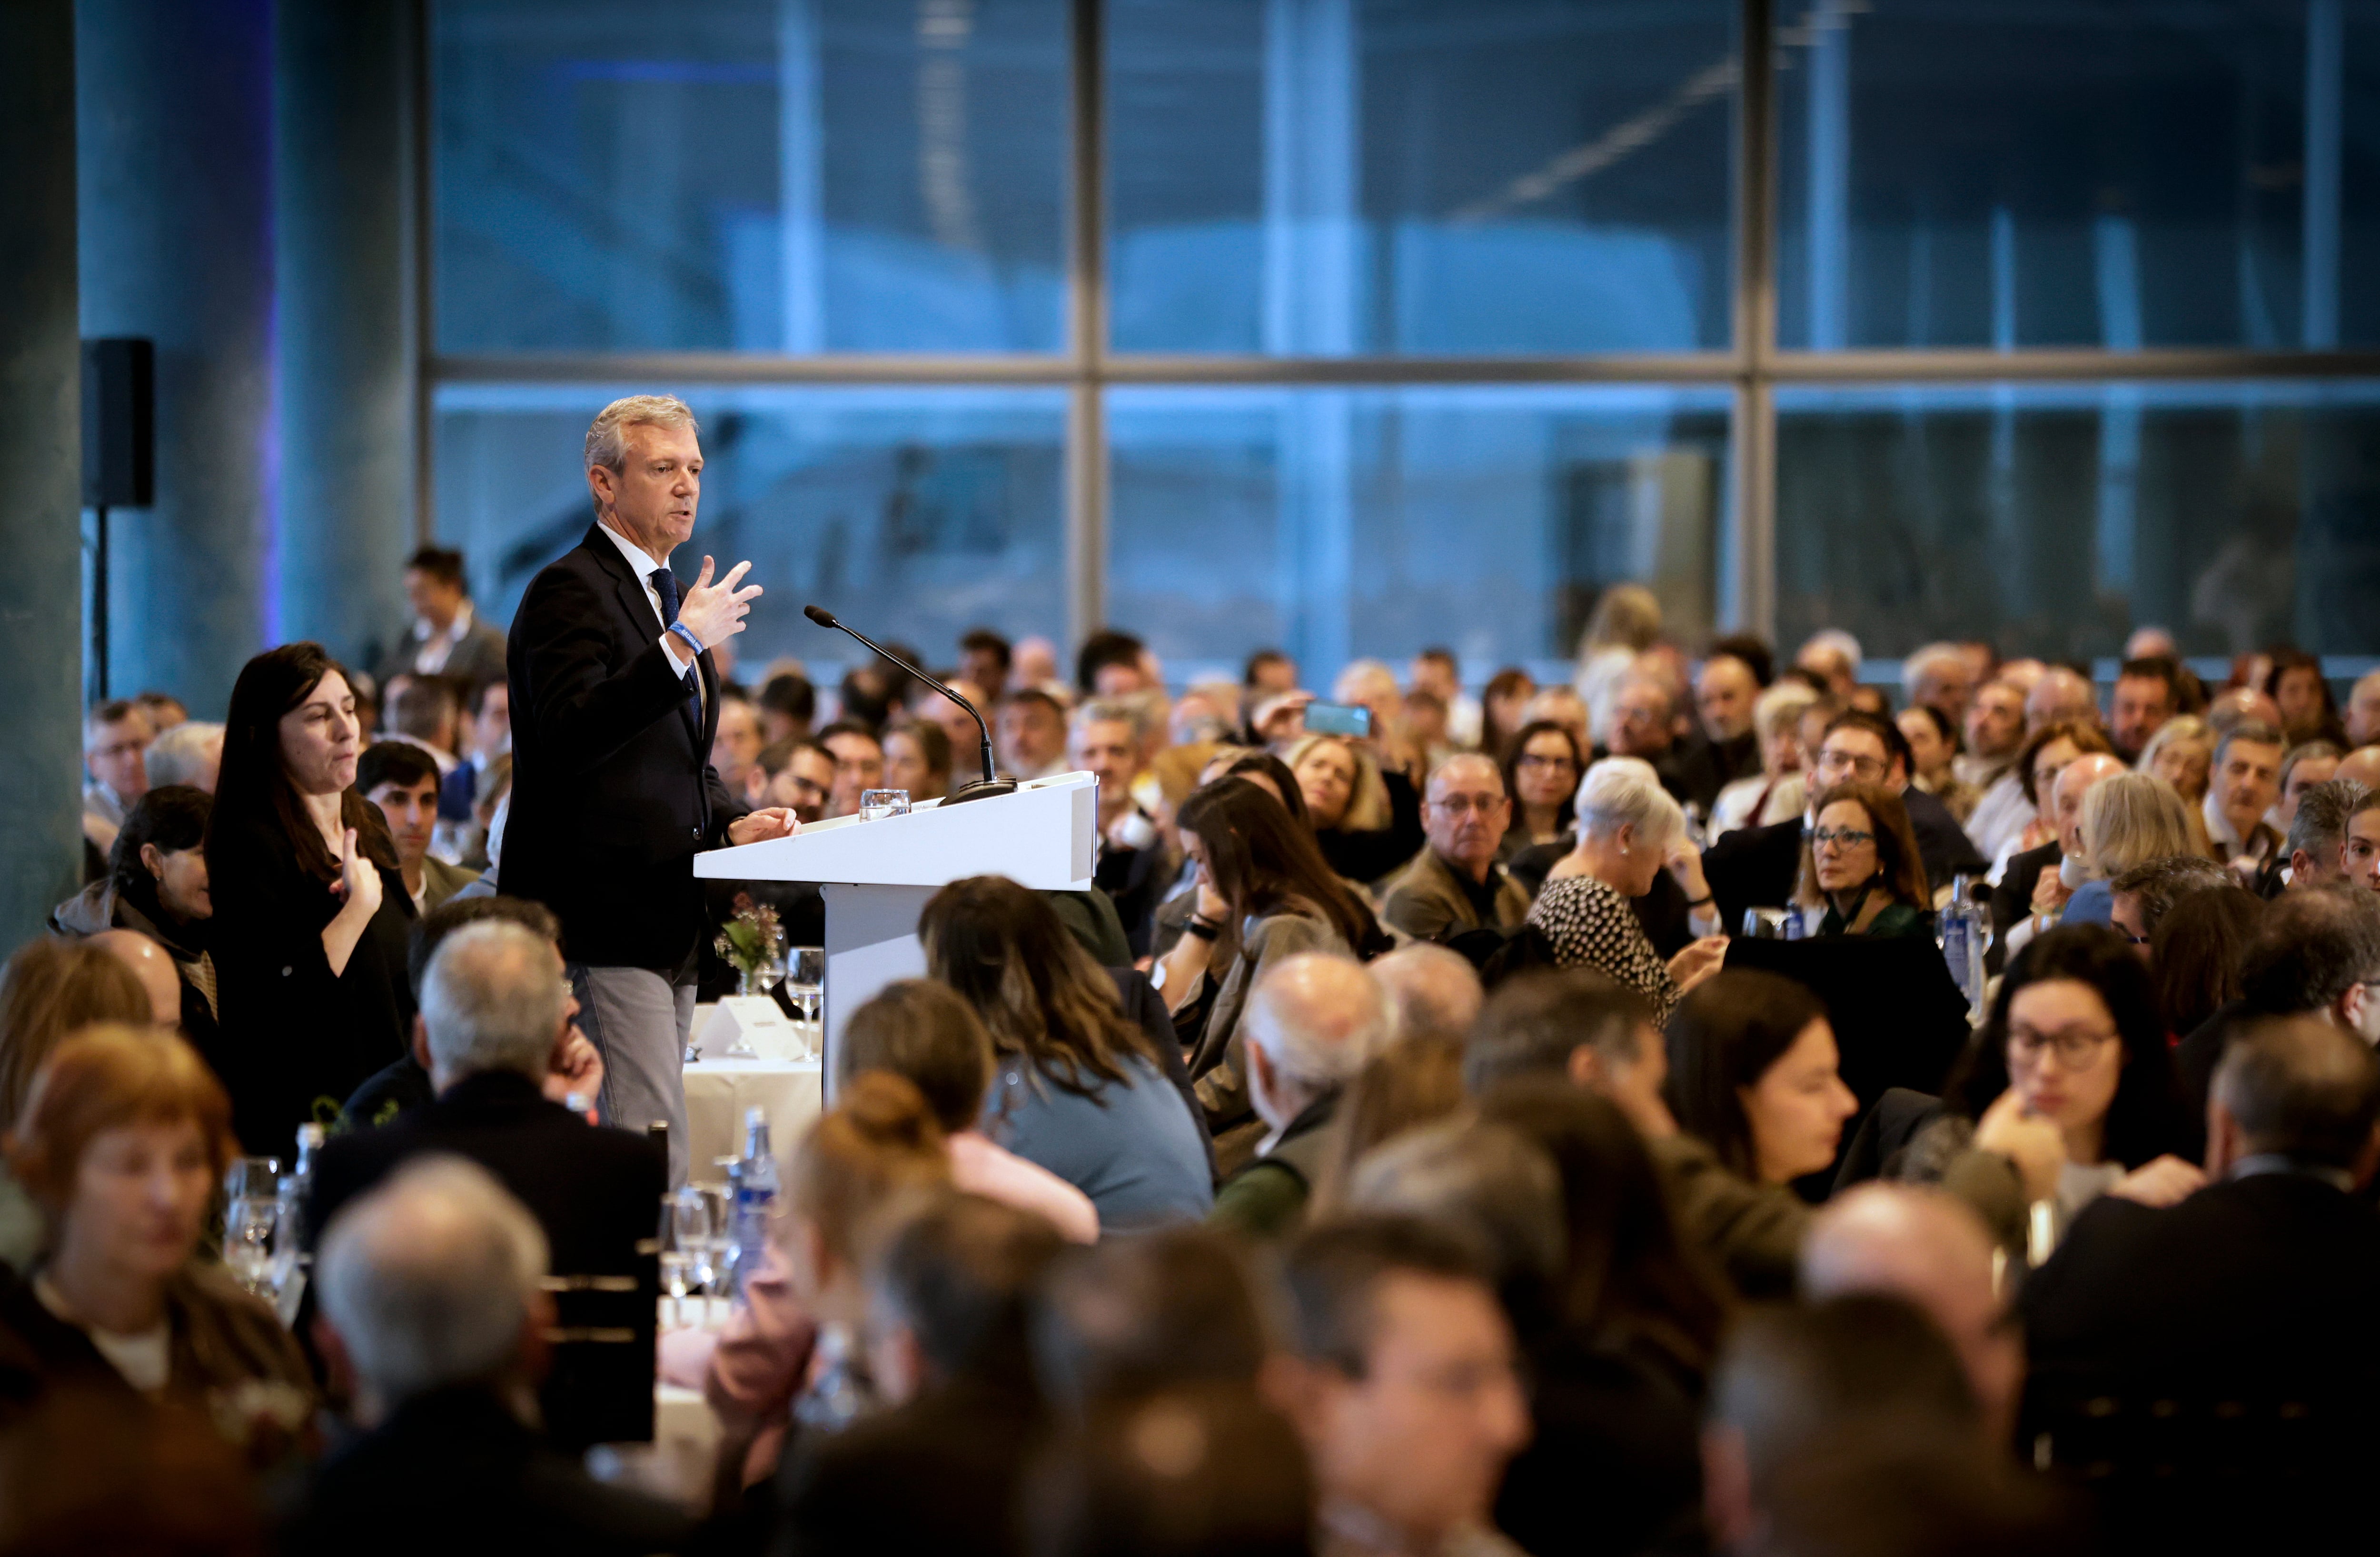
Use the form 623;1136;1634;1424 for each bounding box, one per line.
1303;702;1373;739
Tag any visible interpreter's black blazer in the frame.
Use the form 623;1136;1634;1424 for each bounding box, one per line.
307;1070;665;1450
504;524;744;970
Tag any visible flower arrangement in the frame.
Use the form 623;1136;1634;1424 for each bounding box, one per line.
714;893;786;996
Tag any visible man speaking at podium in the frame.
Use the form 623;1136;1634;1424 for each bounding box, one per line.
504;395;796;1182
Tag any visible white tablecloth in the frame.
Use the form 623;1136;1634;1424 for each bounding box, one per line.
683;1057;823;1179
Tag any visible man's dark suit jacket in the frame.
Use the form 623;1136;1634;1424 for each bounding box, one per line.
306;1070;665;1450
1987;838;2063;973
1703;788;1985;933
772;1379;1043;1557
279;1385;693;1557
505;524;744;970
2019;1168;2380;1554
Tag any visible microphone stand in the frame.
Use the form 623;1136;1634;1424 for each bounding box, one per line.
804;605;1017;806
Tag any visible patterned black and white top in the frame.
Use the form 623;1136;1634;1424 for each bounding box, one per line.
1526;872;1680;1026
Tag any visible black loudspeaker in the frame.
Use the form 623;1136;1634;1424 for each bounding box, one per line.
81;337;154;508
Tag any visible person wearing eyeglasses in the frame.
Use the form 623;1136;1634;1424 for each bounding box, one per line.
1379;755;1531;942
1497;721;1586;859
1902;926;2200;1257
1794;781;1935;939
1703;710;1986;934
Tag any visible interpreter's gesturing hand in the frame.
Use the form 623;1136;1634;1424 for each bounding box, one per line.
1975;1088;2066;1204
727;808;800;847
675;556;762;649
334;828;382;918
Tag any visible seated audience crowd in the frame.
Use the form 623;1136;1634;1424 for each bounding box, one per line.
10;579;2380;1557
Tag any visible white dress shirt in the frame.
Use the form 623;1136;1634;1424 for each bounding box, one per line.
1964;769;2035;867
596;522;698;679
411;599;475;675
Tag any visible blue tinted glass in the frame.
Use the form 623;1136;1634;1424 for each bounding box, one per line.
1776;1;2380;349
432;0;1067;353
1775;381;2380;660
1108;0;1736;354
433;386;1066;669
1108;386;1732;682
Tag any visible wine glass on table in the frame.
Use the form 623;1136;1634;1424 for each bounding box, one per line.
787;947;825;1059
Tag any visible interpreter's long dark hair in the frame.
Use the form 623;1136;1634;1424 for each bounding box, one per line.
207;642;396;884
1477;1078;1728;1381
921;876;1155;1099
2148;886;2264;1038
1662;968;1828;1181
1177;778;1383;956
1941;923;2187;1168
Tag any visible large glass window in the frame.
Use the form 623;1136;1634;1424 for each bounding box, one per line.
1107;0;1738;354
432;0;1069;353
1109;386;1730;678
1775;381;2380;663
433;385;1067;667
1775;1;2380;350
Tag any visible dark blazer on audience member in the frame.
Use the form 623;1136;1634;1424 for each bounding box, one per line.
1702;791;1984;933
1988;839;2064;973
2019;1167;2380;1551
306;1069;665;1450
772;1379;1041;1557
280;1385;693;1557
503;523;744;971
374;612;510;692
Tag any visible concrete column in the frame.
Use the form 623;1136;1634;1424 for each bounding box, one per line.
274;0;417;668
0;0;88;945
76;0;277;713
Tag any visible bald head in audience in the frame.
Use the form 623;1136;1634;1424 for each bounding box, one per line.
2025;668;2099;734
87;928;179;1027
1802;1184;2021;1442
1368;943;1484;1043
1244;953;1390;1139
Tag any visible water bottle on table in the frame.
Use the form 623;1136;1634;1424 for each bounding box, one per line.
731;1107;778;1299
1939;873;1987;1022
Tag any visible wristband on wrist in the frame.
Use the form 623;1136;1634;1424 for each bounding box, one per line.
1185;915;1222;943
667;622;705;659
1686;893;1714;908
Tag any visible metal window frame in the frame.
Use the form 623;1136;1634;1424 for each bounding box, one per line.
413;0;2380;649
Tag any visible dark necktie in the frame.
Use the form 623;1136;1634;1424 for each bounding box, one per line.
649;567;704;726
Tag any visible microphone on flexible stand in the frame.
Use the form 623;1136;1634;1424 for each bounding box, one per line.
803;605;1017;806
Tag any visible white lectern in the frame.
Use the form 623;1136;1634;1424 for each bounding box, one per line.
693;772;1098;1088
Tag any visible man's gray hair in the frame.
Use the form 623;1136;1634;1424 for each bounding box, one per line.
1573;757;1683;848
315;1156;549;1406
1244;953;1390;1090
2108;854;2229;939
2213;718;2286;768
2288;778;2372;864
1347;1118;1564;1291
1901;642;1967;696
2212;1016;2380;1170
1370;944;1484;1044
1425;751;1504;799
143;721;224;788
1071;696;1147;744
420;920;564;1084
584;393;697;475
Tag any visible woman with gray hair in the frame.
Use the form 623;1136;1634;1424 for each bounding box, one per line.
1526;760;1728;1025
